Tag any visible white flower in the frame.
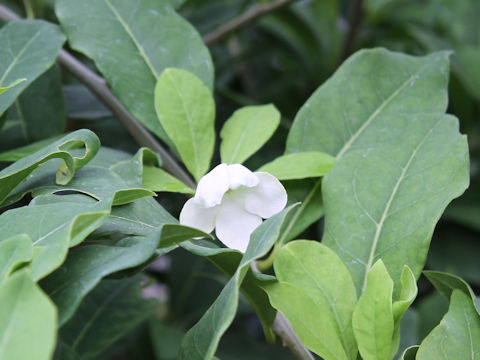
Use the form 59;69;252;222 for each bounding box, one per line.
180;163;288;252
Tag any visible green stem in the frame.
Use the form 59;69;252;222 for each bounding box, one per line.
23;0;34;18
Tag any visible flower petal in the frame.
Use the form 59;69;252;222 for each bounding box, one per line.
195;163;229;207
226;163;259;190
215;193;262;252
245;172;288;218
179;198;219;233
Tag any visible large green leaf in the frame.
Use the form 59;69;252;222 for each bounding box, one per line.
0;235;33;282
0;195;110;280
59;277;157;359
0;65;65;151
56;0;213;146
352;260;394;360
178;205;297;360
0;129;100;206
416;290;480;360
0;20;65;116
154;68;215;181
0;270;57;360
220;104;280;164
42;225;208;326
286;49;469;296
262;241;357;360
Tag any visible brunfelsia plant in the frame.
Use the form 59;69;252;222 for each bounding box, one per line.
0;2;478;360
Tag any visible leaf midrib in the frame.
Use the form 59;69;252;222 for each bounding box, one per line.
361;119;440;291
335;60;432;161
103;0;158;78
165;71;201;178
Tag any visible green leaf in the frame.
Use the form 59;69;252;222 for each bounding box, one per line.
0;65;65;151
154;68;215;181
6;147;156;207
0;78;26;95
0;20;65;116
0;235;33;282
59;277;157;359
390;266;418;358
0;135;64;162
178;205;297;360
287;49;468;274
56;0;213;146
416;290;480;360
143;165;194;194
262;240;357;360
0;129;100;206
0;270;57;360
258;152;335;180
42;224;207;326
286;49;469;296
423;271;480;314
352;260;394;360
0;195;110;280
220;104;280;164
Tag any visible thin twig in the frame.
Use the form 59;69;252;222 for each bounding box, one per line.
203;0;298;46
273;312;316;360
340;0;364;63
0;4;196;189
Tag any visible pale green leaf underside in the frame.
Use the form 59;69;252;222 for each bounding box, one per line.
0;20;65;116
0;270;57;360
155;68;215;181
56;0;213;146
416;290;480;360
220;104;280;164
142;165;194;194
264;241;357;360
352;260;394;360
284;48;468;296
258;151;335;180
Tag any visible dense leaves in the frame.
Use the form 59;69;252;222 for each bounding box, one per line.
56;0;213;146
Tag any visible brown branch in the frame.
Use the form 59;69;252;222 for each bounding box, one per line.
0;4;196;189
273;312;316;360
203;0;298;46
340;0;364;63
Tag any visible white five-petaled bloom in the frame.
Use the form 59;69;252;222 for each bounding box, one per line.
180;163;288;253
